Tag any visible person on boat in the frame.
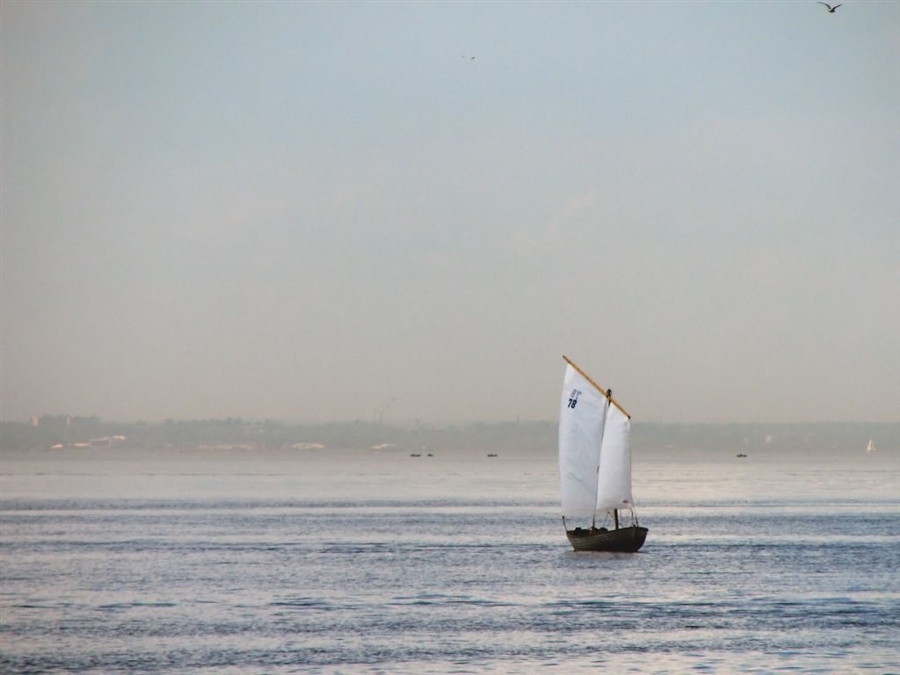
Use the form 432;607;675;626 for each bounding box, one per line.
606;389;612;399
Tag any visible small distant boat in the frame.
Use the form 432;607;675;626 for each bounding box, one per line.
487;453;498;458
737;453;748;458
410;453;421;457
866;439;876;453
558;356;648;552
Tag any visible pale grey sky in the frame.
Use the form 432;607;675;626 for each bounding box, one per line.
2;1;898;424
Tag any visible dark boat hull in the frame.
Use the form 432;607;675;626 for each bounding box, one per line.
566;525;648;552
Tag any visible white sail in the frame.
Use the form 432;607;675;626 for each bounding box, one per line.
596;402;634;514
558;363;608;519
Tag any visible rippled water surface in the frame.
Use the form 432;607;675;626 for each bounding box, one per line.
1;447;898;673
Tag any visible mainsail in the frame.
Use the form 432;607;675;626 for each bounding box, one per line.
558;362;608;520
558;356;634;524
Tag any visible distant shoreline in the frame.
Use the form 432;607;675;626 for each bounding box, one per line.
2;418;897;454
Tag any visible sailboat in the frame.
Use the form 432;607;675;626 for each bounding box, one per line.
866;439;876;453
558;355;648;552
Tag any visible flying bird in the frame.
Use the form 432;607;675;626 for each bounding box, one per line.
817;2;841;12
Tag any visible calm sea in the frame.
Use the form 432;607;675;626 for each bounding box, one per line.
1;445;898;674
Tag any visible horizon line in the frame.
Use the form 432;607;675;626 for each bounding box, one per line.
4;416;899;427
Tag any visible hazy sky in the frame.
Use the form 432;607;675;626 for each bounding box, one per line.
2;1;898;425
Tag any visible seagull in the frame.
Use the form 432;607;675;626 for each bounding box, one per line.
817;2;841;12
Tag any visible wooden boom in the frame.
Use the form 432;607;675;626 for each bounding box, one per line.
562;355;631;419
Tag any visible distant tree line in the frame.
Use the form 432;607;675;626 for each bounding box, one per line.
0;416;558;453
0;416;896;454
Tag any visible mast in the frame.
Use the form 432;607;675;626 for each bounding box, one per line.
594;378;634;524
590;399;608;531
